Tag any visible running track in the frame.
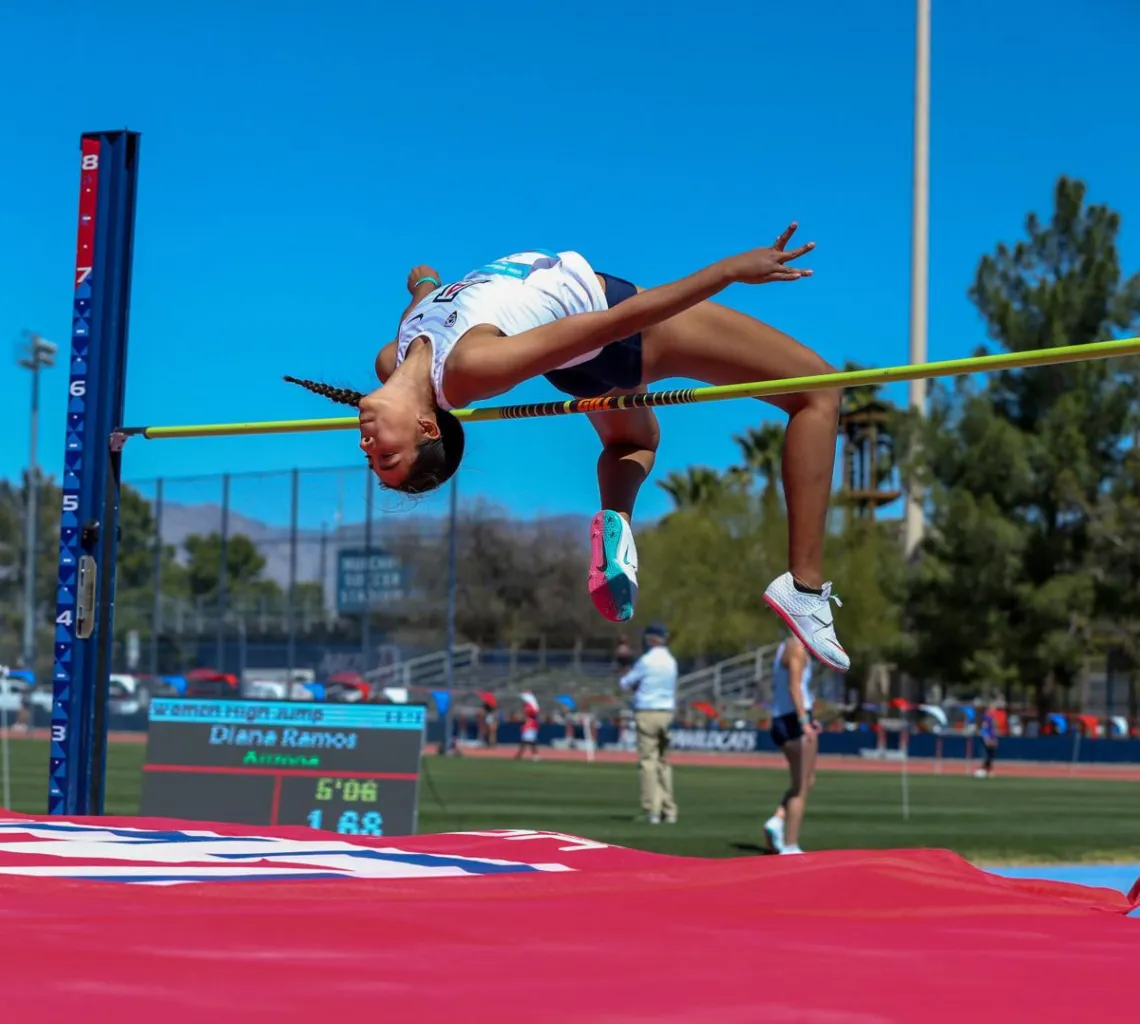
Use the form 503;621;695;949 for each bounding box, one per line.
461;742;1140;780
5;729;1139;781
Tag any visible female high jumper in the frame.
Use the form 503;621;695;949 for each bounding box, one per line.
286;225;849;671
763;631;820;855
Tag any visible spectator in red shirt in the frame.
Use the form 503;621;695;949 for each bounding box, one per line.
515;692;541;762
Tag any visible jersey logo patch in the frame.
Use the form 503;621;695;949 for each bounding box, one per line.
445;311;458;327
433;280;484;303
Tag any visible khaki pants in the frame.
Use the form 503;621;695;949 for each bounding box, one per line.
635;710;676;819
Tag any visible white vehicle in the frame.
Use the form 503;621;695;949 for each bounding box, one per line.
108;674;146;715
0;678;25;718
244;679;316;701
244;679;287;700
27;682;54;715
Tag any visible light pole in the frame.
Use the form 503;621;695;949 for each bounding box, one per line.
18;333;57;673
904;0;932;557
441;474;459;755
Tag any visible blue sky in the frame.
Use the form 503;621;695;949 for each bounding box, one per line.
2;0;1137;529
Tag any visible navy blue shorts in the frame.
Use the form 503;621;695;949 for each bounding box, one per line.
542;273;643;398
770;711;813;748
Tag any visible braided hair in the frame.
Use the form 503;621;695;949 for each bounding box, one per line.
284;376;465;495
283;377;365;408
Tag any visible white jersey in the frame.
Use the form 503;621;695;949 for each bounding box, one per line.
394;250;609;409
771;639;814;718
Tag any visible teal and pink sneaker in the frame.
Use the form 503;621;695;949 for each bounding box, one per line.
588;510;639;622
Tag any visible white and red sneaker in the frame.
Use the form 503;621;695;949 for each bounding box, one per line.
588;510;638;622
763;571;850;672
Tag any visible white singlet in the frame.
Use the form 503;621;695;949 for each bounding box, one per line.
770;639;814;718
394;250;609;409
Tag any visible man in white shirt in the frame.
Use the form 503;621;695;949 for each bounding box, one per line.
620;623;679;824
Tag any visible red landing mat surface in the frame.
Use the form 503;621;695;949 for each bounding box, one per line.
0;813;1135;1023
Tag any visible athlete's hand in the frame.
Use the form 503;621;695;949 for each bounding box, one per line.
407;265;442;294
723;224;814;284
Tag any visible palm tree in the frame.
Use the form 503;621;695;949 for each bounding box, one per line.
840;360;889;416
733;423;785;497
721;465;753;493
657;467;726;509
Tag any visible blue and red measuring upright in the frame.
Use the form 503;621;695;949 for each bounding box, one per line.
49;136;103;815
48;131;142;815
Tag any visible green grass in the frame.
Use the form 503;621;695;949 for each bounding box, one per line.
4;740;1138;864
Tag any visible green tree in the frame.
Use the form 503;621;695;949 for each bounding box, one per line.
637;489;786;658
117;485;166;591
292;581;326;616
826;519;905;687
374;502;613;650
0;475;65;676
904;177;1140;714
184;532;269;601
113;484;188;636
1083;447;1140;668
658;467;733;510
733;423;785;516
636;484;903;673
0;481;27;667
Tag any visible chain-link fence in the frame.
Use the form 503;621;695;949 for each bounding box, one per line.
2;461;644;813
109;464;627;686
3;464;1136;717
120;466;419;679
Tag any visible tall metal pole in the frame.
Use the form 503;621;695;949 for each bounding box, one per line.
150;477;164;676
442;475;459;755
286;468;299;677
22;363;41;671
216;473;230;670
318;523;328;621
361;469;374;672
49;130;142;815
1;666;11;812
18;334;57;672
904;0;931;557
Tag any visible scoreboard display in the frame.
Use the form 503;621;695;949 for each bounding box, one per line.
140;698;425;836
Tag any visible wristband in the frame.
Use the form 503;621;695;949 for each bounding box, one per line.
413;275;441;290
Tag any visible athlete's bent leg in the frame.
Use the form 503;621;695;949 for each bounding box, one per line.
586;403;659;622
644;304;848;670
780;739;808;853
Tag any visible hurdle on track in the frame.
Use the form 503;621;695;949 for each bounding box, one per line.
46;128;1140;816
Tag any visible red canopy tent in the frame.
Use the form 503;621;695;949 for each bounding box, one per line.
183;668;239;697
325;671;372;702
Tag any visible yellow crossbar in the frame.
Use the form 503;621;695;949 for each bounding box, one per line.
125;336;1140;440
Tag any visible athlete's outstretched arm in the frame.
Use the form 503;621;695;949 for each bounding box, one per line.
449;225;814;404
398;264;442;327
378;265;444;382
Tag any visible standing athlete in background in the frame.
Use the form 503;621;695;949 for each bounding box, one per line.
763;633;819;855
975;702;999;778
287;227;849;672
